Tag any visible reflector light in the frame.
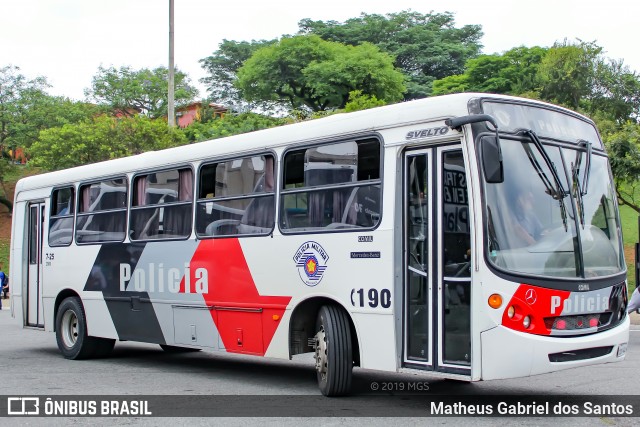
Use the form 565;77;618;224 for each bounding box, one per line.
488;294;503;309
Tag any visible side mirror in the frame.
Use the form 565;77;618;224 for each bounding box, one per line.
481;136;504;183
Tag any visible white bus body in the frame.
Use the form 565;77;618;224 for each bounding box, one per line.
10;93;630;396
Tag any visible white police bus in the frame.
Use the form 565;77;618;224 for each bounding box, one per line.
10;93;629;396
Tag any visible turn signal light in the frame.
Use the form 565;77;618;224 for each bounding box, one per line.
488;294;503;309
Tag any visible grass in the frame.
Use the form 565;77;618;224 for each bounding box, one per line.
620;204;638;296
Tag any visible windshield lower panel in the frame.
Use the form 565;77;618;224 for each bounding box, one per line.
484;137;624;280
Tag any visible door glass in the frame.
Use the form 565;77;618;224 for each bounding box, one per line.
406;154;429;361
29;206;38;264
441;150;471;366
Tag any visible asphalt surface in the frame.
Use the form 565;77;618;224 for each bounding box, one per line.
0;305;638;426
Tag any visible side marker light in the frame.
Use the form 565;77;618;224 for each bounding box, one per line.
488;294;503;309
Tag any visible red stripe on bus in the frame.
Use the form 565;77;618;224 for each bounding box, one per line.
184;238;292;355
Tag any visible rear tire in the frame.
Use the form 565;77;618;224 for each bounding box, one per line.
55;297;98;359
314;305;353;396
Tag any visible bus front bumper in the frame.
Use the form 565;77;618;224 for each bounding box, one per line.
480;316;630;380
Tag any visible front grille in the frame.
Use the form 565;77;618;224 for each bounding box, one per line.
544;312;612;331
543;282;627;337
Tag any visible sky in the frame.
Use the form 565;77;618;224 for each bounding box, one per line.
1;0;639;101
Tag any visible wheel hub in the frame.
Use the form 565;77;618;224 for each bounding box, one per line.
61;310;78;348
314;327;328;378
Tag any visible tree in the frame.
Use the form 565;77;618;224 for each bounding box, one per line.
29;115;186;171
0;65;97;158
0;65;49;153
0;158;15;211
235;35;405;112
298;11;483;99
590;59;640;123
536;41;602;110
85;65;198;118
344;90;387;112
534;41;640;123
432;46;548;96
604;122;640;213
181;112;285;143
199;39;276;109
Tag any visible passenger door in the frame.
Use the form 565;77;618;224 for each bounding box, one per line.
403;145;472;376
27;202;45;328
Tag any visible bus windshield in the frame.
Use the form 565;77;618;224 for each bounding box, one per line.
484;135;623;280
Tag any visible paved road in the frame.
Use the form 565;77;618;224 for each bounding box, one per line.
0;307;638;426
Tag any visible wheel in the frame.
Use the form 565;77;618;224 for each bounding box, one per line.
314;305;353;396
159;344;201;353
55;297;98;359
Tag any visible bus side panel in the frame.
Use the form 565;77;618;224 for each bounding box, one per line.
241;228;397;371
351;312;396;370
43;244;108;334
82;297;119;339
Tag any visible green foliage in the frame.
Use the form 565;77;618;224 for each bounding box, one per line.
604;122;640;213
181;112;285;143
0;158;15;211
236;35;405;111
344;90;387;112
299;10;483;100
199;39;276;109
0;65;49;150
0;65;98;156
431;74;469;95
537;41;602;110
590;59;640;123
29;115;186;171
86;65;198;118
432;46;548;95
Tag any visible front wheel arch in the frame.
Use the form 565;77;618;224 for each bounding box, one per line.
288;296;360;367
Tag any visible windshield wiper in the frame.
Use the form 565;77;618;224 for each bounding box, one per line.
572;140;592;228
519;129;568;199
518;129;569;231
572;161;586;228
574;140;592;196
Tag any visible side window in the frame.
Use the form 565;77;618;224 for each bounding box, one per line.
280;138;381;232
196;154;275;237
49;187;75;246
76;177;127;244
130;168;193;240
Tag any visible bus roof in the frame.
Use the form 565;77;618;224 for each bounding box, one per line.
15;93;589;194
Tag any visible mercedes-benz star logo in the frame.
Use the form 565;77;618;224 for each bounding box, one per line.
525;288;537;305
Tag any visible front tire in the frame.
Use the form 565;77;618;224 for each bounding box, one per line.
55;297;98;359
314;305;353;396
